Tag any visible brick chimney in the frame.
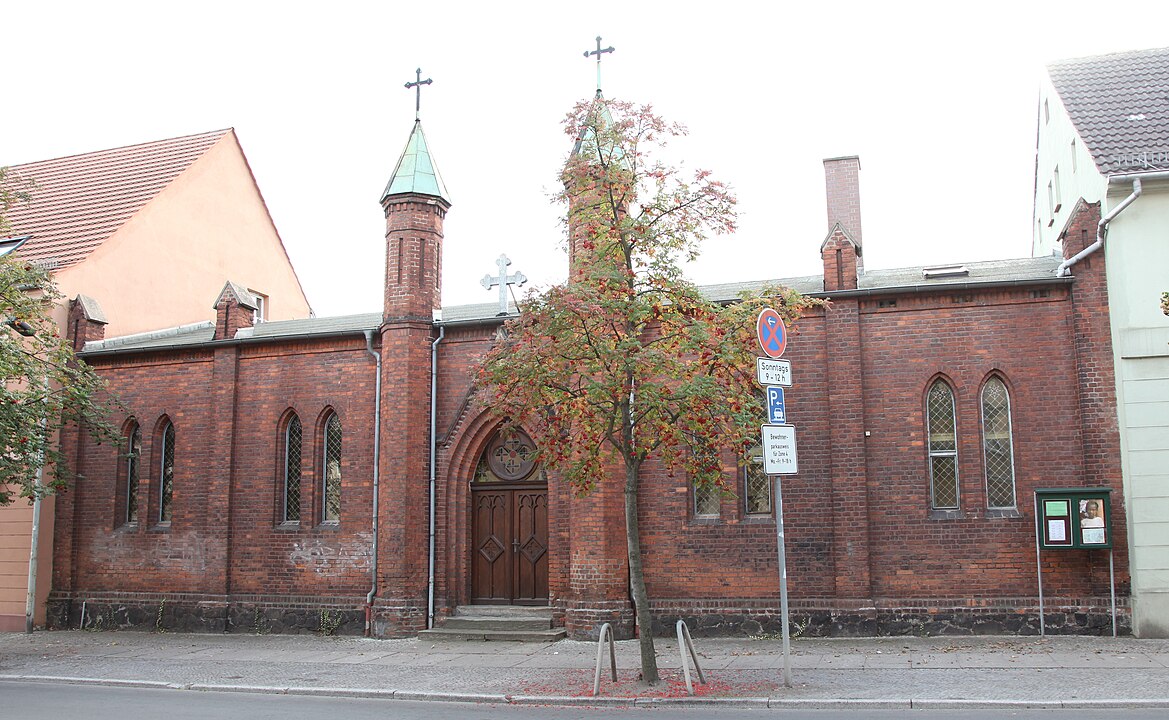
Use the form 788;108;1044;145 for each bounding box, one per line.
67;294;108;351
821;156;864;292
212;281;257;340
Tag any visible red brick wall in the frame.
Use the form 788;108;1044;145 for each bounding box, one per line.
626;274;1126;624
53;337;380;612
52;216;1128;635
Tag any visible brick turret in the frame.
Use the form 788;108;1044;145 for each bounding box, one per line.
375;118;451;633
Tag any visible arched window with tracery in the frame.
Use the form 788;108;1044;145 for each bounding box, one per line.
322;413;342;523
122;422;141;525
283;414;302;522
159;420;175;523
981;376;1017;509
926;379;959;510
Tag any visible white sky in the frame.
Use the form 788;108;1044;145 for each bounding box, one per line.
3;1;1168;317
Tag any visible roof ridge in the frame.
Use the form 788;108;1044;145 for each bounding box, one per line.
88;320;215;351
9;128;231;168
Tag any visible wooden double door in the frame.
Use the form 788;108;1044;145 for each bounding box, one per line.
471;484;548;605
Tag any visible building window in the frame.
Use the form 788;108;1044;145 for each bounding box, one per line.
283;414;302;522
927;380;959;510
322;413;342;523
1044;98;1050;124
693;479;720;518
249;289;269;323
743;446;771;515
1053;166;1062;212
159;421;175;523
124;423;141;525
981;377;1017;509
1070;139;1077;173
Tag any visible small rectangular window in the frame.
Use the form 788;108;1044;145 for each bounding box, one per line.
743;448;771;515
1070;139;1077;173
249;290;269;323
693;480;720;518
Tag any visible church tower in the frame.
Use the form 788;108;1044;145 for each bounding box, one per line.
376;93;451;632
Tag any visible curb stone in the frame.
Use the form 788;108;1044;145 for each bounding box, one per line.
4;674;1169;709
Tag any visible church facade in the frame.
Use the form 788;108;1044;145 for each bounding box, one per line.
48;119;1129;638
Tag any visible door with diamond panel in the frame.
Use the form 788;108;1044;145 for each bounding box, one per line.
471;487;548;604
470;428;548;605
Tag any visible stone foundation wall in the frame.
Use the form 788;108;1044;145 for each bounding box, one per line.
648;597;1131;637
47;592;366;636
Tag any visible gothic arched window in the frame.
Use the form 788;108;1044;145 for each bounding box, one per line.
322;413;342;523
123;422;141;525
926;380;959;510
981;377;1017;509
159;420;175;523
283;414;302;522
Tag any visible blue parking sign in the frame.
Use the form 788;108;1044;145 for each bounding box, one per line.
766;386;786;424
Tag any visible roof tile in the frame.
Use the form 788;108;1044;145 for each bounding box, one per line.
1048;47;1169;174
4;129;230;269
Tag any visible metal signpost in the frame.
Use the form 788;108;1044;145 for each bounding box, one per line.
756;308;795;689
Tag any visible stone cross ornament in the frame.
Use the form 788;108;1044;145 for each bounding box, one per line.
481;254;527;316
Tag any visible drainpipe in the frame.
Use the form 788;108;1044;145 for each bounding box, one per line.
24;379;48;634
428;325;445;629
1057;178;1142;277
363;330;381;636
24;467;43;633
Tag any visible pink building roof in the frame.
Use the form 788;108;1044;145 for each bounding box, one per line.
5;129;230;269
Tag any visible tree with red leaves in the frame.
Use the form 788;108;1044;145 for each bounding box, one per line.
479;98;816;684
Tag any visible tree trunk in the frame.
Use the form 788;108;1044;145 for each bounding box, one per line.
624;461;660;685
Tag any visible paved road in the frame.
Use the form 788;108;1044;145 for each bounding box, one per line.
5;682;1169;720
2;630;1168;708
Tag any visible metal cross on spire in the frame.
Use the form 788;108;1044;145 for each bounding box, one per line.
404;68;433;120
481;254;527;316
583;36;615;98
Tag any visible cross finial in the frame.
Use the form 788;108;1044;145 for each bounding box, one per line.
481;254;527;316
583;36;615;98
404;68;433;120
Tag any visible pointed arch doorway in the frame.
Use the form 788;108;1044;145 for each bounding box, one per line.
470;428;548;605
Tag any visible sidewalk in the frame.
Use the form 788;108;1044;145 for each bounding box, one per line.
2;630;1168;708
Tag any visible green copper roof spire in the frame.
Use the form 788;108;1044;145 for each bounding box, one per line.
381;69;450;204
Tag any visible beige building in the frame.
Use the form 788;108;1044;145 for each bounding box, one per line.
1;129;312;631
1036;47;1169;637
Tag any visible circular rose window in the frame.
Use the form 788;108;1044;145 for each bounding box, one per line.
485;429;537;481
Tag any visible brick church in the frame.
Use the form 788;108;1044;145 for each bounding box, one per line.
48;105;1128;637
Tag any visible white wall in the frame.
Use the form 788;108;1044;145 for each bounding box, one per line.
1032;79;1107;258
1105;177;1169;637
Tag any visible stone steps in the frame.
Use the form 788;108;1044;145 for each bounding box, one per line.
419;605;565;642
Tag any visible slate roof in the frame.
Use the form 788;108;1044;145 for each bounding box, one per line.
3;129;230;270
82;256;1063;356
1048;47;1169;174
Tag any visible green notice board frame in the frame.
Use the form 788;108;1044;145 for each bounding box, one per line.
1035;487;1112;549
1032;487;1116;637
